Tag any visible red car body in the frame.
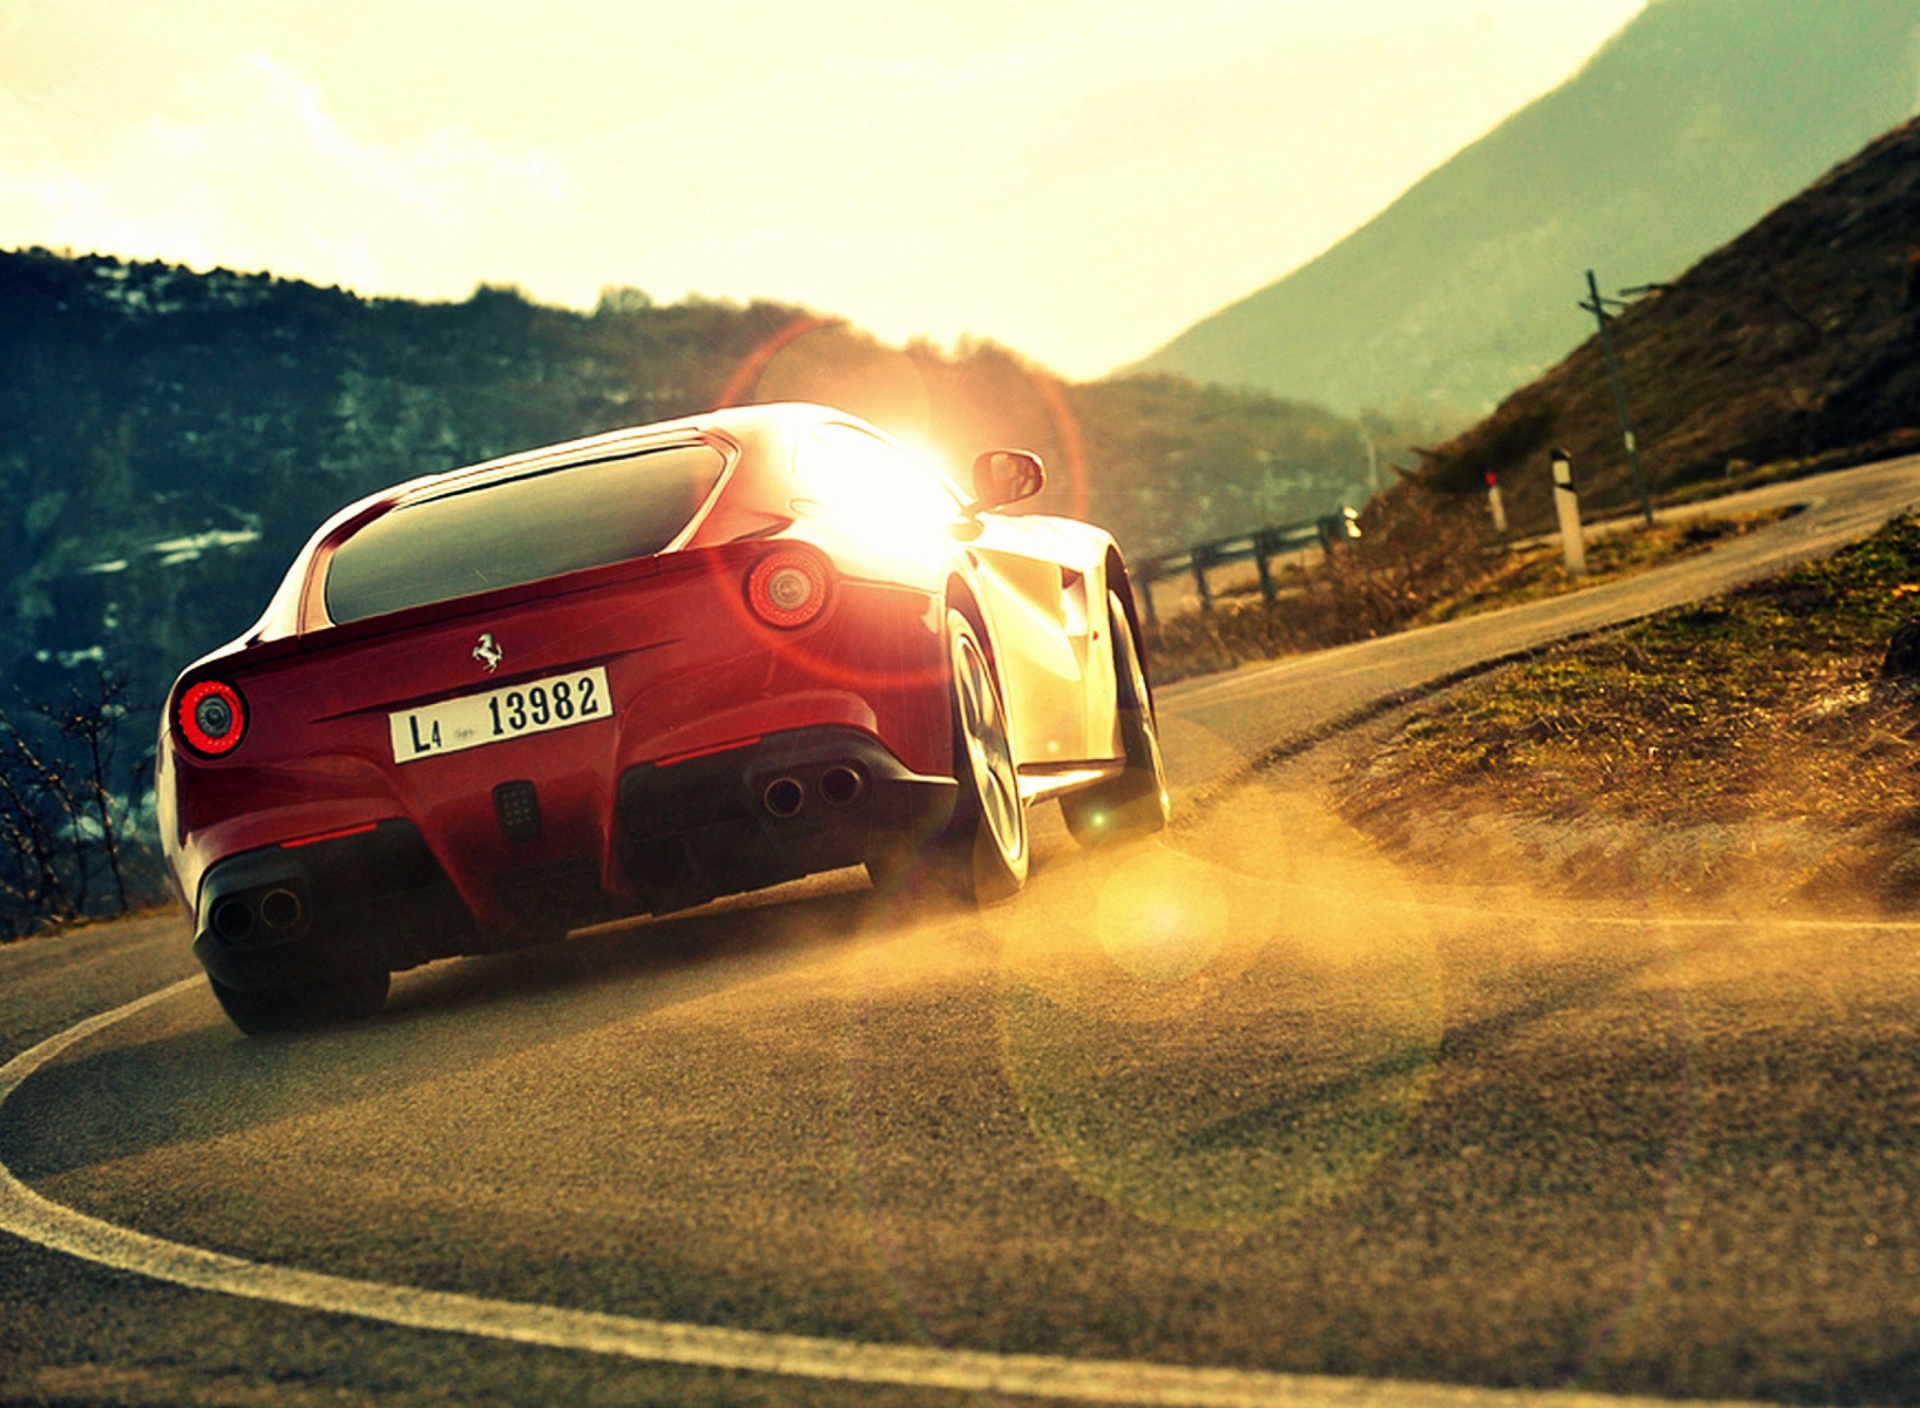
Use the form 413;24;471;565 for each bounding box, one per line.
157;403;1168;1031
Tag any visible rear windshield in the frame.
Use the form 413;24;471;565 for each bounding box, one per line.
324;443;727;624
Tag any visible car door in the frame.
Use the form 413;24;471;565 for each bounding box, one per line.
964;511;1106;768
790;424;1095;767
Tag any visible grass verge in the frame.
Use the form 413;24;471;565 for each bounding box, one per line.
1328;512;1920;914
1412;507;1793;624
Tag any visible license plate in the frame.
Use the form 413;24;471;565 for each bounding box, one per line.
390;667;612;764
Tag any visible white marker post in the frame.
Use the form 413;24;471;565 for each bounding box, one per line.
1551;447;1586;576
1484;469;1508;535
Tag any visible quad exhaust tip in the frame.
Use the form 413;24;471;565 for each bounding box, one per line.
762;777;806;819
212;898;254;942
761;764;868;818
260;887;304;932
819;764;867;807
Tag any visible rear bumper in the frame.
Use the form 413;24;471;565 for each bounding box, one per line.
191;726;956;991
192;820;474;992
615;726;956;914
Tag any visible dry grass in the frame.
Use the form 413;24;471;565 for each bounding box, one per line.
1413;507;1793;624
1332;512;1920;913
1416;118;1920;528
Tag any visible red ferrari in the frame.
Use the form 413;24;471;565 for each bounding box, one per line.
157;403;1168;1033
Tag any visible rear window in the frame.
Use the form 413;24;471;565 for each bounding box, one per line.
325;443;727;624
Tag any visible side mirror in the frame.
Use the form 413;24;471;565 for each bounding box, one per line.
970;450;1046;512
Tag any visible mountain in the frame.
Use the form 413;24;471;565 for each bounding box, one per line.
1136;0;1920;414
1419;113;1920;530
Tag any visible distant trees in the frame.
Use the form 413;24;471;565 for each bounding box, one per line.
0;245;1442;795
1070;374;1381;551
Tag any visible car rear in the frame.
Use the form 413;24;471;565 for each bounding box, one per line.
160;419;957;1011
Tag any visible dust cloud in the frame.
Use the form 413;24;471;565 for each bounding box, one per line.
990;785;1444;1232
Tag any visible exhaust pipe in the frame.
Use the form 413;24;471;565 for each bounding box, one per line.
762;777;805;819
212;898;254;942
260;887;304;932
818;764;867;807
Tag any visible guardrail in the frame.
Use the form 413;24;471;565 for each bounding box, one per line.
1136;508;1361;627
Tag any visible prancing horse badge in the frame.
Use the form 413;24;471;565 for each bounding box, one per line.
473;633;504;673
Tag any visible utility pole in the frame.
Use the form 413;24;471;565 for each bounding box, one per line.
1580;269;1654;526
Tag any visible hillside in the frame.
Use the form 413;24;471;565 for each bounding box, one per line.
0;248;1420;718
1137;0;1920;415
1420;114;1920;531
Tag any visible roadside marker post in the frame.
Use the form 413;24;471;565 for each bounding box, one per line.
1551;448;1587;576
1316;507;1362;551
1485;470;1508;536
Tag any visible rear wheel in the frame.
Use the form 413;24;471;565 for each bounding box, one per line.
209;969;389;1036
1061;590;1169;846
938;609;1028;904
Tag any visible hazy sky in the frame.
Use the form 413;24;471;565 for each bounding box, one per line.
0;0;1649;380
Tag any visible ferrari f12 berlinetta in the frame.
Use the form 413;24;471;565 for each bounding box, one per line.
158;403;1168;1032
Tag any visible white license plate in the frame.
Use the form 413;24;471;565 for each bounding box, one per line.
390;667;612;764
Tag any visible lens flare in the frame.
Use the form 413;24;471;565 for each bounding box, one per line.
717;316;935;438
713;314;1089;525
996;784;1445;1232
834;720;1708;1365
1094;848;1229;984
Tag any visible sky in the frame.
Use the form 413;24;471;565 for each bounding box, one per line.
0;0;1650;381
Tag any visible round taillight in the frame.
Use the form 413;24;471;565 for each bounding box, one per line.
747;550;829;629
178;680;247;758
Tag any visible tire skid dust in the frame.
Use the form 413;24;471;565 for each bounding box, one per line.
992;787;1445;1232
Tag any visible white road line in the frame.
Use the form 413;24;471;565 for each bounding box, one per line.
0;981;1775;1408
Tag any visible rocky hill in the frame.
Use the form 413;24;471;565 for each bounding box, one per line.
1137;0;1920;416
1420;115;1920;530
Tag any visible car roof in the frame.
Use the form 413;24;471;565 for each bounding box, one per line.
386;401;825;507
238;403;872;646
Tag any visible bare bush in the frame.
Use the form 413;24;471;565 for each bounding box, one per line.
0;670;160;940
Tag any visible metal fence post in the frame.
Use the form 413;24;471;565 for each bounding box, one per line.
1253;530;1277;608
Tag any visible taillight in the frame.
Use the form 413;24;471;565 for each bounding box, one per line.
177;679;247;758
747;549;830;629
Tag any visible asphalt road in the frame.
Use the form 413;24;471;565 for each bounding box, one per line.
4;458;1920;1408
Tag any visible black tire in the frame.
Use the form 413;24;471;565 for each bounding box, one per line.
1061;590;1170;846
938;608;1029;905
209;969;390;1036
